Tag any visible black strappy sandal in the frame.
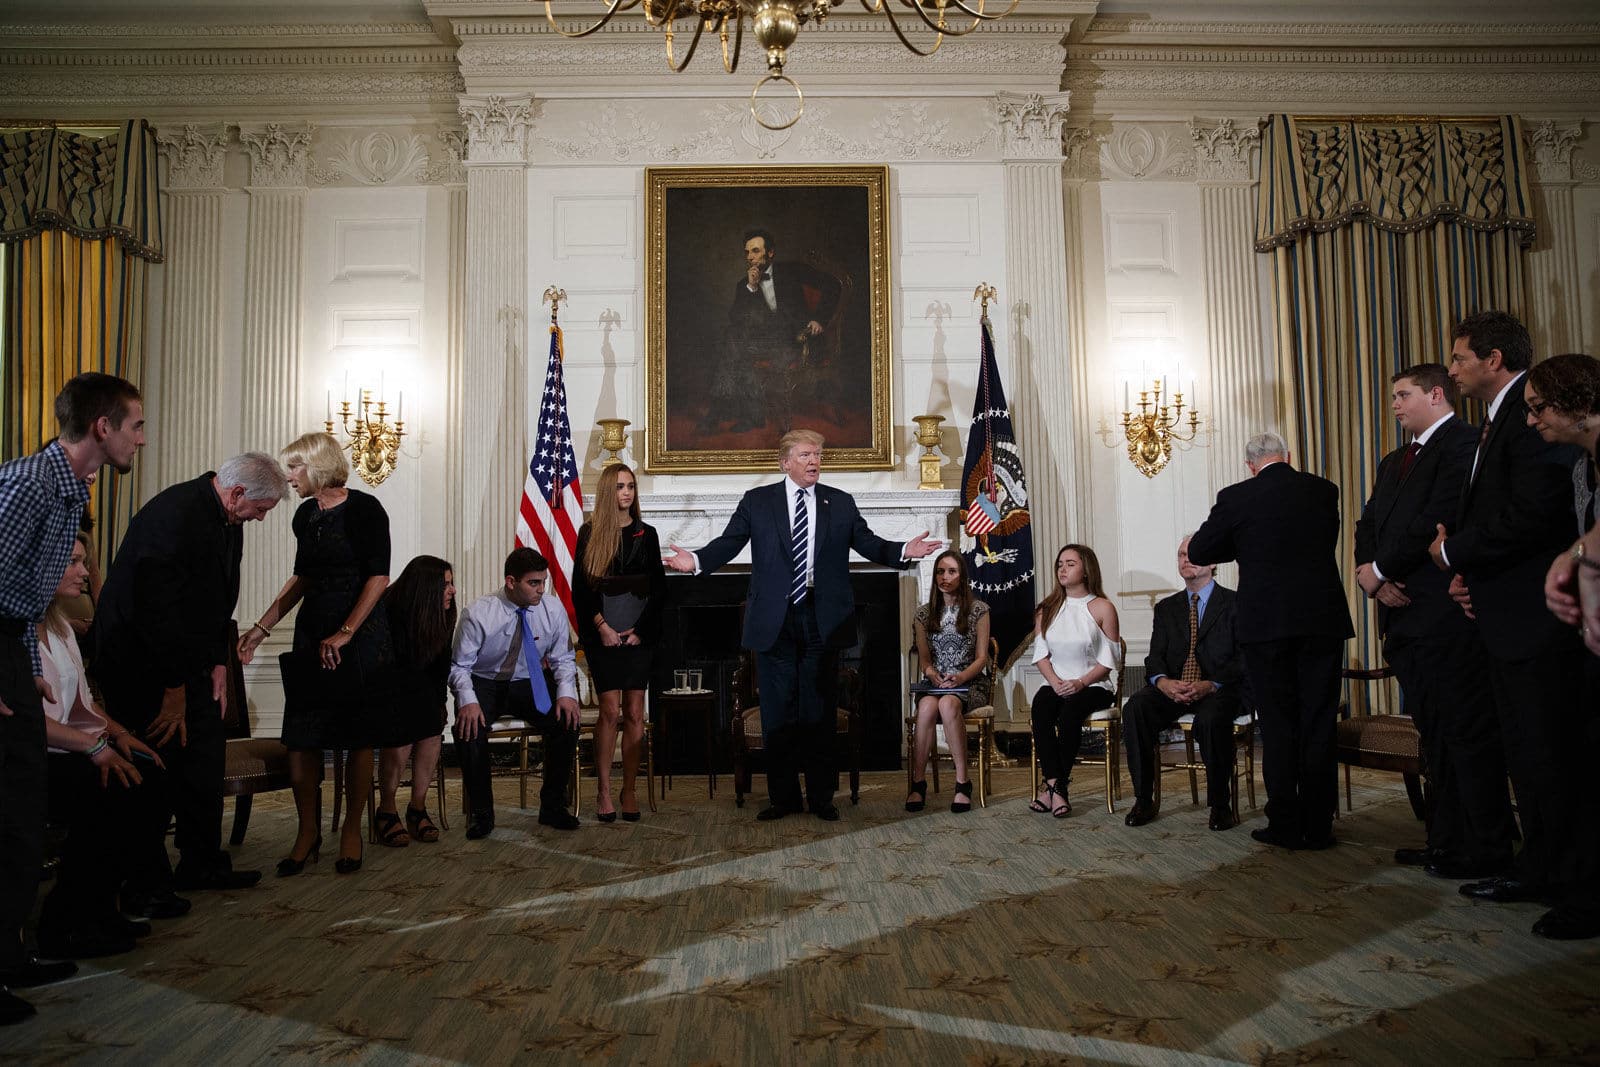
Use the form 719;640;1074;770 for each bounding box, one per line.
404;805;441;843
905;779;928;813
374;810;410;848
951;781;972;814
1051;784;1072;819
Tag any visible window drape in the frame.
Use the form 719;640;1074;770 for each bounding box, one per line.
1255;115;1536;690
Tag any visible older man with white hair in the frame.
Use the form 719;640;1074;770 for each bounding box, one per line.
92;452;290;905
1188;432;1353;851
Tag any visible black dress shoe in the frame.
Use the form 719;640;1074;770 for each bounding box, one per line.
756;805;790;822
0;958;77;989
103;915;150;940
1425;858;1504;880
0;987;35;1026
174;864;261;892
1532;906;1600;941
135;891;192;920
1124;800;1157;827
811;803;841;822
538;809;580;831
36;925;135;961
1298;833;1338;851
1460;876;1542;903
465;815;495;840
1250;826;1301;850
1393;846;1434;867
1208;808;1235;832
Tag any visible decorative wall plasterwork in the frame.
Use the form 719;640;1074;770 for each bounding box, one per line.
995;92;1070;161
529;97;997;165
419;129;468;185
1083;18;1600;42
1190;118;1262;184
1527;120;1588;184
156;123;230;190
1098;124;1195;182
1;22;441;40
1061;126;1097;181
239;123;314;187
0;68;465;117
460;95;534;165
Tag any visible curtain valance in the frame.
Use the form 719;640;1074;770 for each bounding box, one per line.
0;120;163;262
1255;115;1535;253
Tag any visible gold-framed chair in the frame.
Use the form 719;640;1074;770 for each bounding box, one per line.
1153;706;1258;821
1031;638;1128;814
457;719;541;814
365;749;449;842
904;638;999;808
1335;665;1426;819
570;659;656;816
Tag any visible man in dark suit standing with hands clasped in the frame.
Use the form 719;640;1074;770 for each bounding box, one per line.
1188;431;1354;851
1122;535;1247;832
1426;310;1586;917
666;429;941;821
1354;363;1513;878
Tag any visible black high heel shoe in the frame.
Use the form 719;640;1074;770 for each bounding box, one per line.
951;780;973;814
276;835;321;878
905;779;927;813
334;843;364;875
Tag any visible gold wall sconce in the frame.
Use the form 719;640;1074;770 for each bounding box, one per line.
911;413;947;490
326;386;406;487
1097;378;1205;478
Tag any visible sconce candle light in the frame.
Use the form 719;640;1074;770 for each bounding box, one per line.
1097;377;1205;478
326;385;407;487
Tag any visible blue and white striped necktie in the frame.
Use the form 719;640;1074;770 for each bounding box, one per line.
790;487;808;604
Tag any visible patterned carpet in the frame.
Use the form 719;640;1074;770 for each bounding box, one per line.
5;765;1597;1065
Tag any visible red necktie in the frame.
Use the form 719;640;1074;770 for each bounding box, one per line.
1398;441;1421;481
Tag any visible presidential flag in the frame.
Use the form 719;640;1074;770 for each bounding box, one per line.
516;320;584;628
960;314;1035;667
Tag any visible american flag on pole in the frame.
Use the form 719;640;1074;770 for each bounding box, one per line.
516;319;584;628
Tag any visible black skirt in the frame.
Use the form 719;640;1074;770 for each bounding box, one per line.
587;642;654;693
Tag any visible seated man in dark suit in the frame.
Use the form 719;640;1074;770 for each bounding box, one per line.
1123;536;1246;832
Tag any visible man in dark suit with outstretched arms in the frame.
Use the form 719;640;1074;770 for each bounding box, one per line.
1122;535;1246;832
1354;362;1513;878
666;428;941;821
1188;431;1354;851
1427;310;1586;913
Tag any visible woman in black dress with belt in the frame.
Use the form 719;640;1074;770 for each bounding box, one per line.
373;555;456;847
239;432;390;875
573;463;665;822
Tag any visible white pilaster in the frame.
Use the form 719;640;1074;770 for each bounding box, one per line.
995;92;1083;563
153;123;230;491
1192;118;1270;493
236;122;312;624
457;95;532;596
1527;121;1587;356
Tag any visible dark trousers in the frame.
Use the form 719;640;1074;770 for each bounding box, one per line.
754;599;839;811
1242;636;1343;840
99;670;227;876
1486;634;1586;890
40;752;164;935
1386;631;1513;867
1122;685;1240;809
0;628;45;970
455;675;576;817
1030;684;1115;784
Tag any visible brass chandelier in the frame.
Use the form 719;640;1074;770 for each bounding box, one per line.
543;0;1018;131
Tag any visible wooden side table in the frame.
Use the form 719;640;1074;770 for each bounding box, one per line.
655;688;718;798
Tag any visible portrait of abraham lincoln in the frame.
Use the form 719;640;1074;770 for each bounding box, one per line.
644;166;892;473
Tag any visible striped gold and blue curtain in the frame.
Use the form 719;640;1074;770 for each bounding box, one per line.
0;119;163;566
1256;115;1536;695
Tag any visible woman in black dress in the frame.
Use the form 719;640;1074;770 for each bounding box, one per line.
239;431;390;875
573;463;665;822
372;556;456;847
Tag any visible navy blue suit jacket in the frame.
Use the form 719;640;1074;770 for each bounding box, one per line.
697;481;909;652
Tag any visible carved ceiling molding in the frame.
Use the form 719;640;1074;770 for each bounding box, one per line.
239;123;314;187
0;46;462;69
155;123;230;190
0;70;464;118
1;21;441;41
1083;17;1600;42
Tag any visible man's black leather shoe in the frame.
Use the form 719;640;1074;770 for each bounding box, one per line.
1393;846;1435;867
1208;807;1235;832
811;803;841;822
36;927;135;961
0;987;35;1026
0;958;77;988
756;805;790;821
137;891;192;920
1459;876;1541;903
1425;858;1503;880
537;809;580;831
173;864;260;892
1250;826;1301;849
464;815;495;840
1298;833;1338;851
105;915;150;940
1124;800;1157;827
1532;906;1600;941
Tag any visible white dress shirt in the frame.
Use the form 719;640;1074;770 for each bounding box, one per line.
449;589;578;710
749;266;778;311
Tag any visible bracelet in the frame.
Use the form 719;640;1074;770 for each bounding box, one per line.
338;625;354;635
86;734;109;758
249;621;271;638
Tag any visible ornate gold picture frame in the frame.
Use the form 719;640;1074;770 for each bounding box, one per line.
644;165;893;473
